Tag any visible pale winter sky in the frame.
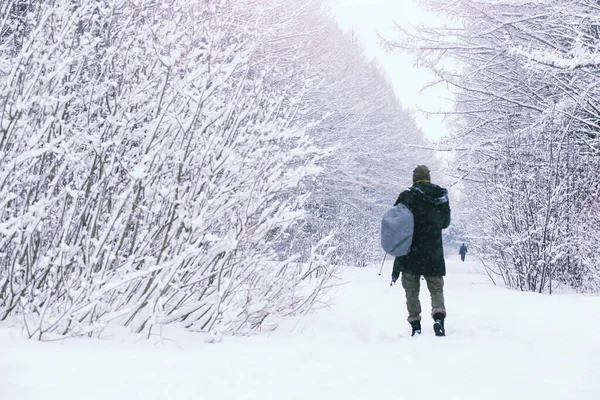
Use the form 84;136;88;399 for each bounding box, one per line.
329;0;454;142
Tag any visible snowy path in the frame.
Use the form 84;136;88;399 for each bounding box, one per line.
2;257;600;400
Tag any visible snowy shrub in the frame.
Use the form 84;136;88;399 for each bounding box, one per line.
0;0;340;339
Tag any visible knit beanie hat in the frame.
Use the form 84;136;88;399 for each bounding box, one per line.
412;165;431;184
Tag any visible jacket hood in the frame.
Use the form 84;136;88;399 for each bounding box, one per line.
410;182;448;205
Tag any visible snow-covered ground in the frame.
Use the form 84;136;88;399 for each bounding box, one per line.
2;257;599;400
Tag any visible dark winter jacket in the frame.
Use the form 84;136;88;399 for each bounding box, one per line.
459;244;468;256
392;181;451;278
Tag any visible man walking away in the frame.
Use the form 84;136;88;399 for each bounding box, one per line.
459;243;468;262
391;165;451;337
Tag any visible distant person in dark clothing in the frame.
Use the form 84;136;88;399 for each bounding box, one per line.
459;243;468;262
391;165;451;337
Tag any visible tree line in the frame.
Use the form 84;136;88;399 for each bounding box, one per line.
0;0;430;339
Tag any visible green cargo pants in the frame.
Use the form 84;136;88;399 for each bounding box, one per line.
401;272;446;323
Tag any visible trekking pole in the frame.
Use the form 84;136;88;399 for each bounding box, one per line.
378;253;387;276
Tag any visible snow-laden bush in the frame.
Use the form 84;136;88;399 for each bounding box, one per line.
0;0;338;339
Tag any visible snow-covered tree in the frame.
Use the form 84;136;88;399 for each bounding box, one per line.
281;21;436;267
385;0;600;292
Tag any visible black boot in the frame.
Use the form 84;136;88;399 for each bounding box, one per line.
432;313;445;337
410;321;422;336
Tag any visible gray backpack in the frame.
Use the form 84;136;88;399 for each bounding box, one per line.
381;203;414;256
